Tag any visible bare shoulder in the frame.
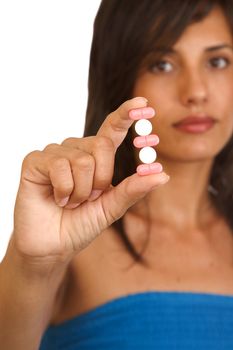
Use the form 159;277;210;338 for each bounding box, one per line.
49;225;132;325
49;215;233;326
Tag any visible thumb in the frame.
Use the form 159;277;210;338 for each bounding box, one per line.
102;171;170;224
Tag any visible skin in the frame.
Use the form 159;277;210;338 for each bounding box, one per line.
2;6;233;342
47;6;233;325
0;96;170;348
132;6;233;233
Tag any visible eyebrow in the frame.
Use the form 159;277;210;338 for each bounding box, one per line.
156;44;233;55
205;44;233;52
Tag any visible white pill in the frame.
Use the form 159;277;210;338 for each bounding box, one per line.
135;119;152;136
139;147;157;164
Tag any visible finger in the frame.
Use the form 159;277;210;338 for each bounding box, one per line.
97;97;148;150
61;137;93;148
66;150;95;205
43;144;96;205
101;171;170;226
49;158;74;206
22;151;74;206
61;136;115;190
88;136;115;189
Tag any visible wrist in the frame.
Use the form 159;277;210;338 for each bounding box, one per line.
1;236;70;284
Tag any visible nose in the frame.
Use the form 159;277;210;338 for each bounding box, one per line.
179;68;208;107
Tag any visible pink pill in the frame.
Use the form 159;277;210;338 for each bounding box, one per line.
129;107;155;120
133;134;159;148
137;162;163;176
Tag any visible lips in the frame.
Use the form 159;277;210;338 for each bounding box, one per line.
173;116;217;133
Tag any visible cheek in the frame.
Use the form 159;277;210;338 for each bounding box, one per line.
219;113;233;148
209;79;233;138
134;73;175;98
209;71;233;108
133;77;175;119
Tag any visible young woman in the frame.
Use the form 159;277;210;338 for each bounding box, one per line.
1;0;233;349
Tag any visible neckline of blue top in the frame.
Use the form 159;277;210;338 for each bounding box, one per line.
50;290;233;330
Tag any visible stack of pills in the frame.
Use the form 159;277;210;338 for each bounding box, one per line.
129;102;162;176
134;119;157;164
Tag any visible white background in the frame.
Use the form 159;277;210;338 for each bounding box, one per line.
0;0;101;261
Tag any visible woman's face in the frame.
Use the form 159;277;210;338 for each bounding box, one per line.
133;6;233;163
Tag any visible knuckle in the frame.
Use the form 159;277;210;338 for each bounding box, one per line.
61;137;80;147
51;157;69;171
108;113;125;132
106;112;113;120
43;143;59;152
94;136;114;151
21;150;43;180
22;150;41;167
50;158;73;191
74;153;95;171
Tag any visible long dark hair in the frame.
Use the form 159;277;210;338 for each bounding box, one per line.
84;0;233;267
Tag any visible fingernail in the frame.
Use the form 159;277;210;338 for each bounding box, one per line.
88;190;103;202
58;196;70;207
66;203;81;209
150;174;170;190
160;174;170;184
133;97;148;103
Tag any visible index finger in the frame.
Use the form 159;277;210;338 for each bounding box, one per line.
97;97;148;150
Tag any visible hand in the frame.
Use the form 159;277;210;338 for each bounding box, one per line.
12;97;169;268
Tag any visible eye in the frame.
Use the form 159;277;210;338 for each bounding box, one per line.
149;60;173;73
209;57;230;69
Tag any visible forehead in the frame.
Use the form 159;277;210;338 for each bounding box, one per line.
174;6;233;51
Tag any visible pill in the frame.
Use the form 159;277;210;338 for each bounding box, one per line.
133;134;159;148
135;119;152;136
139;146;157;164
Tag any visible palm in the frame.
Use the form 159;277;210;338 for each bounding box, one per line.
12;98;167;264
14;180;112;259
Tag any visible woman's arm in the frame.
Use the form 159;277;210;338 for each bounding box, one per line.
0;98;169;350
0;237;68;350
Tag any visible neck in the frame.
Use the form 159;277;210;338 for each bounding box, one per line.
133;158;219;232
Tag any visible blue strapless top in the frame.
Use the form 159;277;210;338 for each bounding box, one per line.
39;291;233;349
